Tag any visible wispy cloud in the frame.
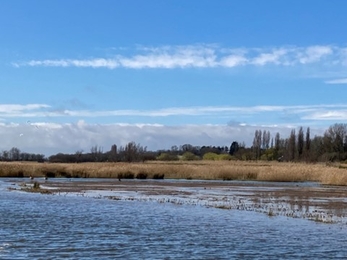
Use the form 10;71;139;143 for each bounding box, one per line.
302;110;347;120
12;44;346;70
251;48;289;66
0;104;50;114
1;103;347;124
325;78;347;84
297;45;333;64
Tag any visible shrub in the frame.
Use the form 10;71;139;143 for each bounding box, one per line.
218;154;233;160
157;153;179;161
181;152;200;161
203;152;219;160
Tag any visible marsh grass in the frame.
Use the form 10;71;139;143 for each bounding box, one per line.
1;160;347;185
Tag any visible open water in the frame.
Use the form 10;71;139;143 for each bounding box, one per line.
1;179;347;259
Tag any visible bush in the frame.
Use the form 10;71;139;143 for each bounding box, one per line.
157;153;179;161
203;152;219;160
218;154;233;160
181;152;200;161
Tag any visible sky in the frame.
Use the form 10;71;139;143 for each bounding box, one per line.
1;0;347;156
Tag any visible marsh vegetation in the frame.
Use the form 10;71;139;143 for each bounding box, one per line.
1;160;347;186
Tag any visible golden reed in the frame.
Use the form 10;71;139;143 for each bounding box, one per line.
0;161;346;186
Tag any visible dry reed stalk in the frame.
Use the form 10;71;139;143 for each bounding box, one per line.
1;161;347;185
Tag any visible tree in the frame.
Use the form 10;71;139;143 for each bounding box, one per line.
229;141;239;156
324;123;347;160
91;145;103;162
288;129;296;161
310;136;325;162
122;142;147;162
297;127;304;160
271;132;280;160
253;130;262;160
108;144;118;162
304;127;311;161
1;150;9;161
262;130;271;149
9;147;21;161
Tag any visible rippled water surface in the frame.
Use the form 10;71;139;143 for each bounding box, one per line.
1;179;347;259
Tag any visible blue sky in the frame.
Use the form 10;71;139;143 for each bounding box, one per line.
1;1;347;155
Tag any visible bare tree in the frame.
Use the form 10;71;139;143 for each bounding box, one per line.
123;142;147;162
253;130;262;160
288;129;296;161
91;145;103;162
324;123;347;160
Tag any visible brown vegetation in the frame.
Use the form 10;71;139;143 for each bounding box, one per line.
1;160;347;185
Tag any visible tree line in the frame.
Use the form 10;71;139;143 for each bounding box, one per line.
246;123;347;163
0;147;45;162
1;123;347;163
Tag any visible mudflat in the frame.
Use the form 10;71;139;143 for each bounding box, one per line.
15;178;347;224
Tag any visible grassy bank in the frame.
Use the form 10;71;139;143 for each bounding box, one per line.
1;161;347;185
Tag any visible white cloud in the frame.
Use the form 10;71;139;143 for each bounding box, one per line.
2;104;347;122
13;44;345;70
297;45;333;64
0;122;325;156
251;49;288;66
26;59;119;69
302;110;347;120
325;78;347;84
0;103;340;155
0;104;50;114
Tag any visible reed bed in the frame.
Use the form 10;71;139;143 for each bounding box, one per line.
1;160;347;185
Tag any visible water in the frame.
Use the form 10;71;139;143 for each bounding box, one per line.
1;179;347;259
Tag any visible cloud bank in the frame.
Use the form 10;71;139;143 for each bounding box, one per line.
0;122;323;156
0;103;335;155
